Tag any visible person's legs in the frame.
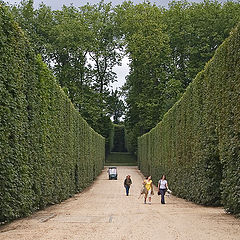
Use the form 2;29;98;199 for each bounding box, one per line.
144;193;147;203
148;189;152;204
125;186;129;196
160;189;165;204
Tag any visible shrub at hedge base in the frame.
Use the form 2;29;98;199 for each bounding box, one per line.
0;6;105;223
138;24;240;215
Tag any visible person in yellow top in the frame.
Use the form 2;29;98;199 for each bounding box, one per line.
143;176;154;204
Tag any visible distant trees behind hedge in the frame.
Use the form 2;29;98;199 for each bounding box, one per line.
0;5;105;223
111;124;127;152
8;0;125;151
6;1;240;154
120;0;240;152
138;24;240;215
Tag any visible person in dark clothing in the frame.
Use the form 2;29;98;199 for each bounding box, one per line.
124;175;132;196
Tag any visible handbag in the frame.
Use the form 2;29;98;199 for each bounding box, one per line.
141;186;147;194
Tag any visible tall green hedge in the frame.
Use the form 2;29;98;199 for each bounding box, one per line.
112;124;127;152
0;5;105;223
138;24;240;215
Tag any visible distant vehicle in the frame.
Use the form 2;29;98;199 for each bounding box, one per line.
108;167;117;180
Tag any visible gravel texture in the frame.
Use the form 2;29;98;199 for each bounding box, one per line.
0;166;239;240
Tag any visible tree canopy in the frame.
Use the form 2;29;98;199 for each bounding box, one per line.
5;0;240;152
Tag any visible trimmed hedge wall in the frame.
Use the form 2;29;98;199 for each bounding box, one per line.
0;6;105;223
112;124;127;152
138;24;240;215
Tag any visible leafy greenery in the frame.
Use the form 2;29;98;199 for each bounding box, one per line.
138;23;240;214
0;5;105;223
1;0;240;220
8;0;240;154
112;124;127;152
107;89;125;124
10;0;123;151
121;0;240;152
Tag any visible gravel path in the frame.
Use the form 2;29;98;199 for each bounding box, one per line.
0;166;239;240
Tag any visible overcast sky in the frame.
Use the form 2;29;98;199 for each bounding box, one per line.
4;0;208;9
3;0;227;90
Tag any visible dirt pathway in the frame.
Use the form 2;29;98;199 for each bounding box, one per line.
0;166;239;240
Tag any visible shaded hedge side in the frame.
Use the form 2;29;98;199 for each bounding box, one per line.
112;124;127;152
138;24;240;214
0;6;105;223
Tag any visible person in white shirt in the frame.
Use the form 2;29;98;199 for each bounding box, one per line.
158;175;168;204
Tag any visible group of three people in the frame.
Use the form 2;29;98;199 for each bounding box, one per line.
123;174;169;204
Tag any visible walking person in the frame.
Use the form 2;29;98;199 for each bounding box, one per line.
158;175;168;204
124;175;132;196
143;176;154;204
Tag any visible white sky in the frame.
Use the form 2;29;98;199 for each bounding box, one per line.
4;0;181;9
3;0;227;90
112;56;129;90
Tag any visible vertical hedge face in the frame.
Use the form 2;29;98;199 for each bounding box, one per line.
138;24;240;214
112;125;127;152
0;6;105;223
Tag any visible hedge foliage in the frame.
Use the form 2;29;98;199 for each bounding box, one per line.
0;5;105;223
138;24;240;215
111;124;127;152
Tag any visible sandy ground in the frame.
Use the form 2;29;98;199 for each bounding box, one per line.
0;166;239;240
